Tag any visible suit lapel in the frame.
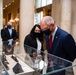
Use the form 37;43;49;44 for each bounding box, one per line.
7;29;10;37
7;28;13;38
44;27;61;53
51;28;60;51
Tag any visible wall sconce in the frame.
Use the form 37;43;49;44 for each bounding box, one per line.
10;19;15;22
14;18;19;22
14;18;19;32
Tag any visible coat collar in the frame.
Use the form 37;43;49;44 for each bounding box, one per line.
51;27;61;51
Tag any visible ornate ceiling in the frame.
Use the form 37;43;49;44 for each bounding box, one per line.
3;0;14;8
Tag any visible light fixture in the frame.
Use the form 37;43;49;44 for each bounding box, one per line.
10;19;15;22
14;18;19;21
8;3;11;6
3;8;5;10
3;0;14;10
12;0;14;2
5;5;7;7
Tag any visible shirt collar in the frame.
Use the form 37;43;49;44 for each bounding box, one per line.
52;26;58;37
8;28;12;30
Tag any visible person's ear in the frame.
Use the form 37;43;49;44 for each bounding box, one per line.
54;21;55;24
51;23;54;27
52;21;55;27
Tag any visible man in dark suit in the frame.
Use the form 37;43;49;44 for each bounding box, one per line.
1;25;7;38
40;16;76;75
1;21;18;54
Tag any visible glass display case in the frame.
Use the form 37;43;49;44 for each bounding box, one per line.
23;45;76;75
0;59;9;75
0;41;76;75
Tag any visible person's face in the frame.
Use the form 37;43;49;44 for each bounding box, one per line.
7;22;12;29
40;21;54;35
33;51;37;57
34;27;41;33
34;26;41;37
5;25;7;28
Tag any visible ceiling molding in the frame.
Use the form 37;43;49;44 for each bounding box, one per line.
3;0;14;8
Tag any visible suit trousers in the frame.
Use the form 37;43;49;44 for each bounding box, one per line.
3;43;14;55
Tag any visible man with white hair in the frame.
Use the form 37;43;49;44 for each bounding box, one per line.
1;21;18;54
40;16;76;75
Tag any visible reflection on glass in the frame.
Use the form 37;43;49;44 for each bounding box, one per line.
23;45;76;75
0;41;76;75
0;59;9;75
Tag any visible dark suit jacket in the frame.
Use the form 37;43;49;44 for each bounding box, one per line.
1;28;17;41
45;27;76;62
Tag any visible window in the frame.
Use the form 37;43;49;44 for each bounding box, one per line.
34;11;43;24
35;0;52;8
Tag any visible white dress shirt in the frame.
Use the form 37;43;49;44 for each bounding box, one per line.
50;26;58;42
8;28;12;45
36;38;42;55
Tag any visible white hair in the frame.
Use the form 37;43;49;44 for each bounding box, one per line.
43;16;54;25
7;21;12;25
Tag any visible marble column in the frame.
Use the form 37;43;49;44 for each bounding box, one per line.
52;0;72;33
52;0;76;74
71;0;76;41
0;0;3;53
52;0;61;27
60;0;72;33
19;0;35;53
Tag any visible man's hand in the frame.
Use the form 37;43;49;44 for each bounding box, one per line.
8;39;13;42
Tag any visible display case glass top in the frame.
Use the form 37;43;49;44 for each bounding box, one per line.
0;41;76;75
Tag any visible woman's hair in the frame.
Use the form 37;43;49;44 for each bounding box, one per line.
30;24;43;41
30;24;41;34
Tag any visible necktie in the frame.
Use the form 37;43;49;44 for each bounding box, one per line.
49;35;52;49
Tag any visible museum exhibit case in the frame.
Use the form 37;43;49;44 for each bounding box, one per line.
0;59;9;75
0;41;76;75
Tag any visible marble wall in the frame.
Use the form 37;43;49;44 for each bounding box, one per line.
0;0;3;52
19;0;35;53
52;0;76;41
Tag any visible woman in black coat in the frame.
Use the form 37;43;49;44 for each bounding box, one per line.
24;24;44;57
